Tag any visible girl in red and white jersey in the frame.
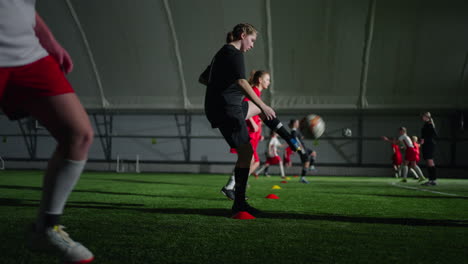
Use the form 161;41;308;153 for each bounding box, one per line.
255;131;286;178
398;127;425;182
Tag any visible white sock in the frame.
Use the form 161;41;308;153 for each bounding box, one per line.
409;168;418;178
37;155;86;229
225;174;235;190
279;162;285;177
401;165;408;179
256;165;267;175
413;165;425;179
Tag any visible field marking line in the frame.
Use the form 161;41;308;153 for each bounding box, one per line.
390;182;467;197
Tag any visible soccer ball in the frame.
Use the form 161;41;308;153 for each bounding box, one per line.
342;128;352;137
300;114;325;139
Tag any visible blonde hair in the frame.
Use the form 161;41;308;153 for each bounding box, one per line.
399;127;407;134
411;136;418;142
226;23;257;43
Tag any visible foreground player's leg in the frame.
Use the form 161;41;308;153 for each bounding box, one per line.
25;94;94;263
232;144;261;217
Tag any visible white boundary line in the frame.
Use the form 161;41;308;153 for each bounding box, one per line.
390;182;466;197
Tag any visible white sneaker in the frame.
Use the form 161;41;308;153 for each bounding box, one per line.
28;225;94;263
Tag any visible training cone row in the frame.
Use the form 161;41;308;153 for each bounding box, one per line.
232;211;256;220
265;194;280;199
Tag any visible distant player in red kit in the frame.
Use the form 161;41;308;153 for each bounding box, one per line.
412;136;421;163
397;127;426;182
382;136;402;178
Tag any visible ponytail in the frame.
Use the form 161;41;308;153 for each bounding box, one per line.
248;69;257;85
225;23;257;43
226;32;234;43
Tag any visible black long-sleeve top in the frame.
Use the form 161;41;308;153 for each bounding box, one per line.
421;122;438;145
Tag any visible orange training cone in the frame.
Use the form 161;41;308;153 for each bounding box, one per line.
280;181;288;184
232;211;256;220
293;175;299;178
265;194;280;199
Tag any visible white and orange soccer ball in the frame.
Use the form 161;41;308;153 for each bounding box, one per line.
300;114;325;139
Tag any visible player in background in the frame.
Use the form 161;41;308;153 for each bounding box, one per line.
408;135;424;180
221;70;270;199
397;127;426;183
420;112;438;186
381;136;402;178
0;3;94;263
284;119;317;184
255;131;286;178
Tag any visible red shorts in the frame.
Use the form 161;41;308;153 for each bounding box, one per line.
393;155;402;166
283;147;293;163
229;137;260;162
229;127;261;162
405;147;417;162
0;56;74;120
266;155;281;165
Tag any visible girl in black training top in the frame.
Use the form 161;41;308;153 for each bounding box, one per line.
199;23;301;217
420;112;438;186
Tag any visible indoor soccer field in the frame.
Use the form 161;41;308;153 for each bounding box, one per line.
1;170;467;264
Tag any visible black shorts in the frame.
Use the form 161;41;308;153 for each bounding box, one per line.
218;101;250;148
421;143;435;160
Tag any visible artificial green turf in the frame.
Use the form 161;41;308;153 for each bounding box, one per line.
0;170;467;264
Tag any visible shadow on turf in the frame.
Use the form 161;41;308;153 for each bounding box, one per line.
101;178;193;186
0;185;225;201
0;198;145;207
313;191;468;200
132;208;468;227
1;197;467;227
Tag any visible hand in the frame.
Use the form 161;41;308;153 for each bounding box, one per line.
381;136;389;141
49;45;74;74
420;139;425;145
261;105;276;120
252;122;259;132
